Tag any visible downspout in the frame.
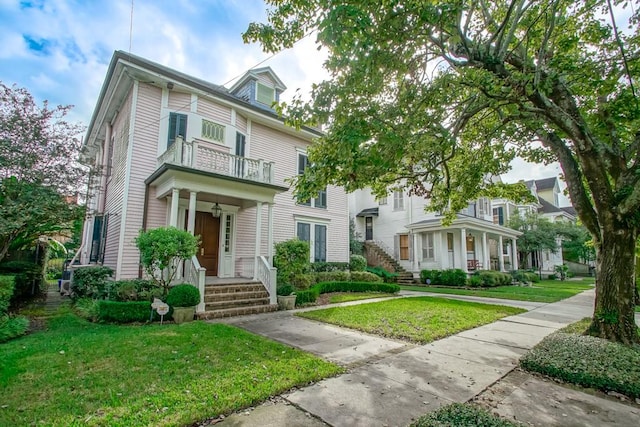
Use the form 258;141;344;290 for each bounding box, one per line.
138;182;150;278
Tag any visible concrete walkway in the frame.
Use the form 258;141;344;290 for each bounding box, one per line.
213;290;640;427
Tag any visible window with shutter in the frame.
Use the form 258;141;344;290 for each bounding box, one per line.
168;113;187;147
297;152;326;208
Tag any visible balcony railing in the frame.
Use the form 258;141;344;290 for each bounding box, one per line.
158;136;275;185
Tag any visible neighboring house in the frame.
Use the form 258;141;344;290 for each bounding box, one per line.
350;176;576;279
78;51;349;316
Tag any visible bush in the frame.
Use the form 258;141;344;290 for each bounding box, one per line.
311;262;350;272
294;288;321;305
276;284;294;296
521;332;640;398
366;266;398;283
74;297;99;321
96;301;153;323
294;281;400;306
0;260;38;274
291;273;316;290
475;271;512;287
166;284;201;307
274;239;310;285
349;255;367;271
411;403;520;427
525;272;540;283
0;314;29;343
46;258;65;280
467;275;483;288
0;275;15;314
420;269;466;286
71;266;114;300
548;273;558;280
350;271;383;282
314;271;351;283
108;279;160;302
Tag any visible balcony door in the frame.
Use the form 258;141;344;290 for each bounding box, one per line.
195;211;220;276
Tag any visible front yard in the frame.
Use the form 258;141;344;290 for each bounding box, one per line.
0;311;341;426
400;279;593;303
298;296;525;344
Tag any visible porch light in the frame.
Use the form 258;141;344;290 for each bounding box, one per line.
211;202;222;218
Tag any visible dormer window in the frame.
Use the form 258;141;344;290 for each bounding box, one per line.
256;82;275;106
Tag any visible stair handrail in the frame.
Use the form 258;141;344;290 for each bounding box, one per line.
257;256;277;305
186;256;206;312
369;240;396;259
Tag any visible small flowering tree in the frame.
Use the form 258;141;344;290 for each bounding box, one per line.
134;227;199;297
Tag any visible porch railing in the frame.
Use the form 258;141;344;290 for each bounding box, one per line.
186;256;206;313
158;136;275;185
256;256;277;305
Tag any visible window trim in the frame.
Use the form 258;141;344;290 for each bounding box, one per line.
421;232;435;261
295;219;328;262
256;81;275;106
296;151;327;209
168;112;188;147
393;190;404;211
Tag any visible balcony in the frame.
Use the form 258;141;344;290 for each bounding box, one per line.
157;136;275;185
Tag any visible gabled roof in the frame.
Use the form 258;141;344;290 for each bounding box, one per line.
535;177;557;190
228;66;287;93
538;197;563;214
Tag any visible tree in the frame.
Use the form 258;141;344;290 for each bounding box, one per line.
245;1;640;343
0;83;85;262
508;212;560;272
561;223;596;267
134;227;200;297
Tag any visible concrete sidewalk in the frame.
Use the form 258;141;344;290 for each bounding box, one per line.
213;290;640;427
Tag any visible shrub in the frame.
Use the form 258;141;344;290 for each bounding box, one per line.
0;275;15;314
548;273;558;280
525;272;540;283
0;260;38;273
411;403;520;427
71;266;114;300
276;284;294;296
295;288;321;305
349;255;367;271
311;262;350;272
467;275;483;288
475;271;512;287
0;314;29;343
366;266;398;283
74;297;99;321
350;271;383;282
291;273;315;290
166;284;201;308
96;301;153;323
554;263;569;280
420;269;441;285
421;269;466;286
135;227;200;296
46;258;65;280
108;279;160;302
13;269;45;302
274;239;310;285
294;281;400;306
521;332;640;398
314;271;351;283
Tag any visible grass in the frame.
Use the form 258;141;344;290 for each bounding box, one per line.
411;403;521;427
327;292;396;304
520;318;640;398
401;279;593;303
0;312;342;426
298;297;524;344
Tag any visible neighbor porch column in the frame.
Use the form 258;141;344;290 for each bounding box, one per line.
482;232;489;270
169;188;180;227
460;228;468;273
267;202;274;265
187;191;197;234
498;235;505;271
511;238;519;270
412;232;419;272
253;202;263;280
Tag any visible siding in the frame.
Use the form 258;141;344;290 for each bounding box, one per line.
197;97;231;125
167;91;192;112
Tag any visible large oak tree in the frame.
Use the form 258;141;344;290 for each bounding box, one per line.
245;0;640;343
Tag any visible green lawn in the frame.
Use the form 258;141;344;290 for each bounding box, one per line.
401;279;593;303
328;292;396;304
0;312;341;426
298;297;525;344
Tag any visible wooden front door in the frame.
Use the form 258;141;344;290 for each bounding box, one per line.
195;211;220;276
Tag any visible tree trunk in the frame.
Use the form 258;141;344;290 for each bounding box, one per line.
588;227;639;345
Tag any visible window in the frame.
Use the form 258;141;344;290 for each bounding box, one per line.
377;196;387;205
393;191;404;210
168;113;187;147
256;82;275;105
422;233;434;261
201;119;225;142
478;198;489;216
297;152;327;208
235;132;246;176
224;215;233;253
296;222;326;262
493;207;504;225
90;214;108;263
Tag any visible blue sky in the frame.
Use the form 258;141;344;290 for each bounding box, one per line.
0;0;569;199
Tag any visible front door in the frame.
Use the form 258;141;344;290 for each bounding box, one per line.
365;217;373;240
195;211;220;276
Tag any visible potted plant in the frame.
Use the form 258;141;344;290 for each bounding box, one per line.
276;284;296;310
166;283;201;323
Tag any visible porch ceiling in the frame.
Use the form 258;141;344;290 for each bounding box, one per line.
406;216;522;238
146;164;289;203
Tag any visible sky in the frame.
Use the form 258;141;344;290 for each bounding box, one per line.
0;0;569;203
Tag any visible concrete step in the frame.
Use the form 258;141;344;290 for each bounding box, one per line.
205;297;270;311
197;304;278;320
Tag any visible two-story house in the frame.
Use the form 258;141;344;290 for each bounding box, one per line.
78;51;349;317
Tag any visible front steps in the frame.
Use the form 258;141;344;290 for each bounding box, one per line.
364;241;417;285
196;281;277;320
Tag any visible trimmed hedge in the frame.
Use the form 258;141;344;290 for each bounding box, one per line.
295;281;400;306
166;284;200;307
420;269;467;286
291;273;316;290
411;403;520;427
314;271;351;283
350;271;383;282
473;271;512;287
96;301;156;323
311;262;350;272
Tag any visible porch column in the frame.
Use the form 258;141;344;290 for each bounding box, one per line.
460;228;468;273
498;235;505;271
511;238;519;270
267;202;274;264
482;232;489;270
187;191;197;234
412;233;419;271
169;188;180;227
253;202;263;280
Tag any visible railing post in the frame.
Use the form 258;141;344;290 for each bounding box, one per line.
269;162;274;183
257;159;264;181
269;265;277;305
197;267;206;313
175;136;184;164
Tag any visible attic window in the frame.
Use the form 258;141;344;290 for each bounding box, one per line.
256;82;275;106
